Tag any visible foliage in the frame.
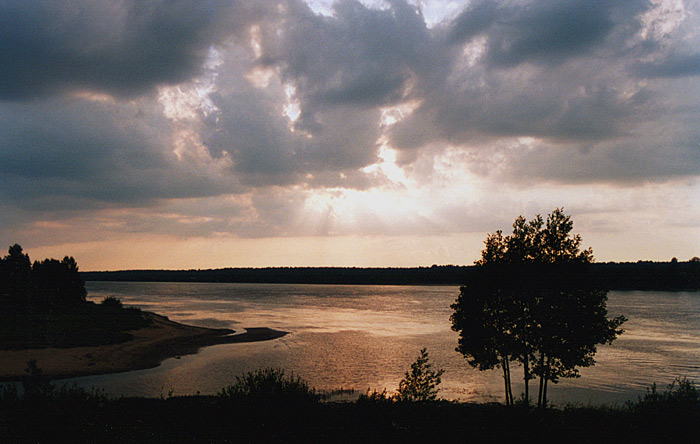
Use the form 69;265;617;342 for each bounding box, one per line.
631;378;700;413
357;349;445;404
3;378;700;443
0;244;86;313
0;302;149;350
31;256;87;308
101;296;123;309
395;348;445;402
0;244;32;311
0;244;150;350
22;359;55;397
357;388;394;404
82;261;700;290
451;208;626;407
217;368;319;404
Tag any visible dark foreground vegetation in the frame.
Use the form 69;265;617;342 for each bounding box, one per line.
0;245;148;349
0;301;149;349
2;369;699;444
82;260;700;290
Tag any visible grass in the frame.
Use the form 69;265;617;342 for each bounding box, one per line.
1;371;698;443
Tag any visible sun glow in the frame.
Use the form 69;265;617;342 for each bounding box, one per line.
158;48;220;121
283;83;301;123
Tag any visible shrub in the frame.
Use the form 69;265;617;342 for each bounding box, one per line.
395;348;445;402
100;296;123;309
22;359;54;397
632;378;700;412
218;368;319;405
357;389;393;404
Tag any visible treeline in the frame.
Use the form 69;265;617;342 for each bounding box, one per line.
81;260;700;290
0;244;148;349
82;266;471;286
0;244;86;313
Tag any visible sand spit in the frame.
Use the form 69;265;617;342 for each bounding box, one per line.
0;312;287;381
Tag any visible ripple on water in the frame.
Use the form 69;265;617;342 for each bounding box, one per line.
78;283;700;404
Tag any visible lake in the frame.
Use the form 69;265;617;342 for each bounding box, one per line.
61;282;700;405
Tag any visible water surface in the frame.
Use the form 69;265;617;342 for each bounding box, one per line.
63;282;700;405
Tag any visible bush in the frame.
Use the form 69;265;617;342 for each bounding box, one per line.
632;378;700;412
22;359;54;397
217;368;319;405
357;389;393;404
100;296;123;309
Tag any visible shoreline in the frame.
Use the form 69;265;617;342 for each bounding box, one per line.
0;311;287;381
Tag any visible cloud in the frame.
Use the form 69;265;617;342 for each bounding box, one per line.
0;98;235;210
261;0;434;109
387;0;700;184
633;53;700;78
0;0;699;260
482;0;648;68
0;0;235;100
499;137;700;185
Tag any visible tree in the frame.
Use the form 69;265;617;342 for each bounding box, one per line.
0;244;32;312
31;256;87;309
451;208;626;407
395;348;445;402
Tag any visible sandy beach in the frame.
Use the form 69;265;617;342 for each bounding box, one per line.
0;312;287;381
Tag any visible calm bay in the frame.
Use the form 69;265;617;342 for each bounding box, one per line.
60;282;700;405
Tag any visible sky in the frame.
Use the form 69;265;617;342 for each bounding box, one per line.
1;0;699;271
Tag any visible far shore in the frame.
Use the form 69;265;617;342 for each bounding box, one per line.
0;312;287;381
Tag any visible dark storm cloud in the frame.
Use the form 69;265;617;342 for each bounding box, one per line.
197;0;428;187
384;0;700;185
202;39;385;188
447;0;497;45
189;0;700;186
502;137;700;184
446;0;650;67
485;0;647;67
1;0;699;246
633;53;700;78
385;0;652;149
0;0;233;100
0;99;233;210
257;0;438;111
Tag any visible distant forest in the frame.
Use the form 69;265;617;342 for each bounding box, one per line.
82;260;700;290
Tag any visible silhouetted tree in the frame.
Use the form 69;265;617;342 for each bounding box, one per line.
0;244;32;312
31;256;86;309
451;208;625;407
395;348;445;402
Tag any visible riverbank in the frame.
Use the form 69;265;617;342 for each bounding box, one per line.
0;312;287;381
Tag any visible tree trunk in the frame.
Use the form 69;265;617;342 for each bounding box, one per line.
537;353;546;408
542;357;550;408
523;353;530;406
502;359;511;406
506;359;514;405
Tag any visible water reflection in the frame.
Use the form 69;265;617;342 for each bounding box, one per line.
67;283;700;405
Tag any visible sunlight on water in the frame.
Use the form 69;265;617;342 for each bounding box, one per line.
69;283;700;405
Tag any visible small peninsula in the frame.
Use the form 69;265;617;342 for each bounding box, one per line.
0;244;286;381
0;312;287;381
